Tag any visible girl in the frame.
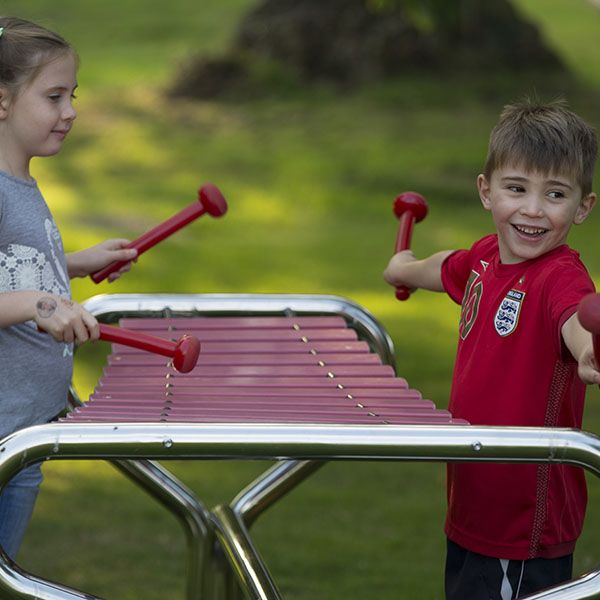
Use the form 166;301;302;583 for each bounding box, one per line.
0;16;137;559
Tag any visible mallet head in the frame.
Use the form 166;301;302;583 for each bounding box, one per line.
199;183;228;217
173;335;201;373
578;293;600;335
393;192;428;222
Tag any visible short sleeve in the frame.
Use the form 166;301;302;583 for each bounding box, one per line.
546;250;595;360
441;249;471;304
441;235;498;305
545;253;595;357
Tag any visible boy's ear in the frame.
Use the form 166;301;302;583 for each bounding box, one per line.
574;192;597;225
477;174;492;210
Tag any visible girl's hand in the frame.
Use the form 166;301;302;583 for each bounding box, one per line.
34;293;99;345
67;239;138;282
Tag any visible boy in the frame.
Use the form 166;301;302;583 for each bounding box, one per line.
384;99;599;599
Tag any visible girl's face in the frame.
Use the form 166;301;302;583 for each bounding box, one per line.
0;52;77;178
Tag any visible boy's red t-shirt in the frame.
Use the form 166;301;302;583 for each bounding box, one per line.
441;234;594;560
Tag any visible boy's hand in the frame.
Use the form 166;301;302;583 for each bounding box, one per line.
383;250;417;291
34;294;99;345
576;345;600;386
67;240;138;282
562;313;600;385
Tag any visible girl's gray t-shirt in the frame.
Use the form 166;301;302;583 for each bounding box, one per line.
0;171;73;439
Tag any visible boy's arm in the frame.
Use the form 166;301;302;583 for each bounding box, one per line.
561;313;600;385
0;291;99;344
383;249;454;293
66;239;137;281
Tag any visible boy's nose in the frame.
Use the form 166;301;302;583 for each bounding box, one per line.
519;194;544;217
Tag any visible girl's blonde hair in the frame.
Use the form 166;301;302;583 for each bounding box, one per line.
484;98;598;196
0;16;75;96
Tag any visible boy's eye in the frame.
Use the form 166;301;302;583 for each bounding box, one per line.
548;190;565;200
507;185;525;193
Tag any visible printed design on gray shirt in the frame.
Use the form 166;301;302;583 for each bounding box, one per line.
0;220;72;357
0;243;64;295
44;218;69;291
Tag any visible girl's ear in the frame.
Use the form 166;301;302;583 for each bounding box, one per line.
477;174;492;211
574;192;597;225
0;88;10;119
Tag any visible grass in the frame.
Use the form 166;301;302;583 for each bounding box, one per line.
1;0;600;598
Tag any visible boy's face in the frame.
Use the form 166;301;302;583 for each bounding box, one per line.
477;166;596;264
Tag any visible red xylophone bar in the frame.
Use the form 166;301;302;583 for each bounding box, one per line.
64;316;467;426
90;183;228;284
392;192;428;301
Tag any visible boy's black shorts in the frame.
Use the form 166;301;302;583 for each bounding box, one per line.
445;538;572;600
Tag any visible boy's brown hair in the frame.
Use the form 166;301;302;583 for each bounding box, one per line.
483;98;598;196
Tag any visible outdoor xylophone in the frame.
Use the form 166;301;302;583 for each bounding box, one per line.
64;314;463;426
0;294;599;600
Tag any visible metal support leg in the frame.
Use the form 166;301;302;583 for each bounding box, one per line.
110;459;214;599
232;460;325;527
211;505;282;600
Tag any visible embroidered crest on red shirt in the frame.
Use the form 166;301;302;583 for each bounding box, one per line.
494;289;525;336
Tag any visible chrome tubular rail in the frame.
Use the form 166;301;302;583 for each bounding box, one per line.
0;424;600;598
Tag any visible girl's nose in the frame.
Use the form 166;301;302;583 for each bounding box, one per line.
63;101;77;122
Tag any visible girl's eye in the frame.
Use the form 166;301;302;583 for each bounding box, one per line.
71;93;77;100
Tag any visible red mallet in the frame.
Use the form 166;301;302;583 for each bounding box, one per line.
97;324;200;373
392;191;429;301
577;293;600;369
90;183;228;284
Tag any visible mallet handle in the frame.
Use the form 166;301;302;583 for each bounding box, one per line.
393;192;428;301
97;323;177;358
97;324;201;373
90;183;227;284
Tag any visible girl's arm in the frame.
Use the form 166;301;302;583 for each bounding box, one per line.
67;239;137;281
561;313;600;385
383;249;454;293
0;290;99;344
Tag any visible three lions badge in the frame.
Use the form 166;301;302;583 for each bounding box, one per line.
494;289;525;336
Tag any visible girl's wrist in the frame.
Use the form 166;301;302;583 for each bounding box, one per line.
65;251;85;278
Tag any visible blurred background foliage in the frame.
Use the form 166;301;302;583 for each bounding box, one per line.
1;0;600;598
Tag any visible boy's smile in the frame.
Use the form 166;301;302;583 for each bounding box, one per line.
477;167;596;264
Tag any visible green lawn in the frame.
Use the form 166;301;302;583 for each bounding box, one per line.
2;0;600;598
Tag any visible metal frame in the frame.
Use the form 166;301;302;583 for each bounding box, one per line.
0;294;598;600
